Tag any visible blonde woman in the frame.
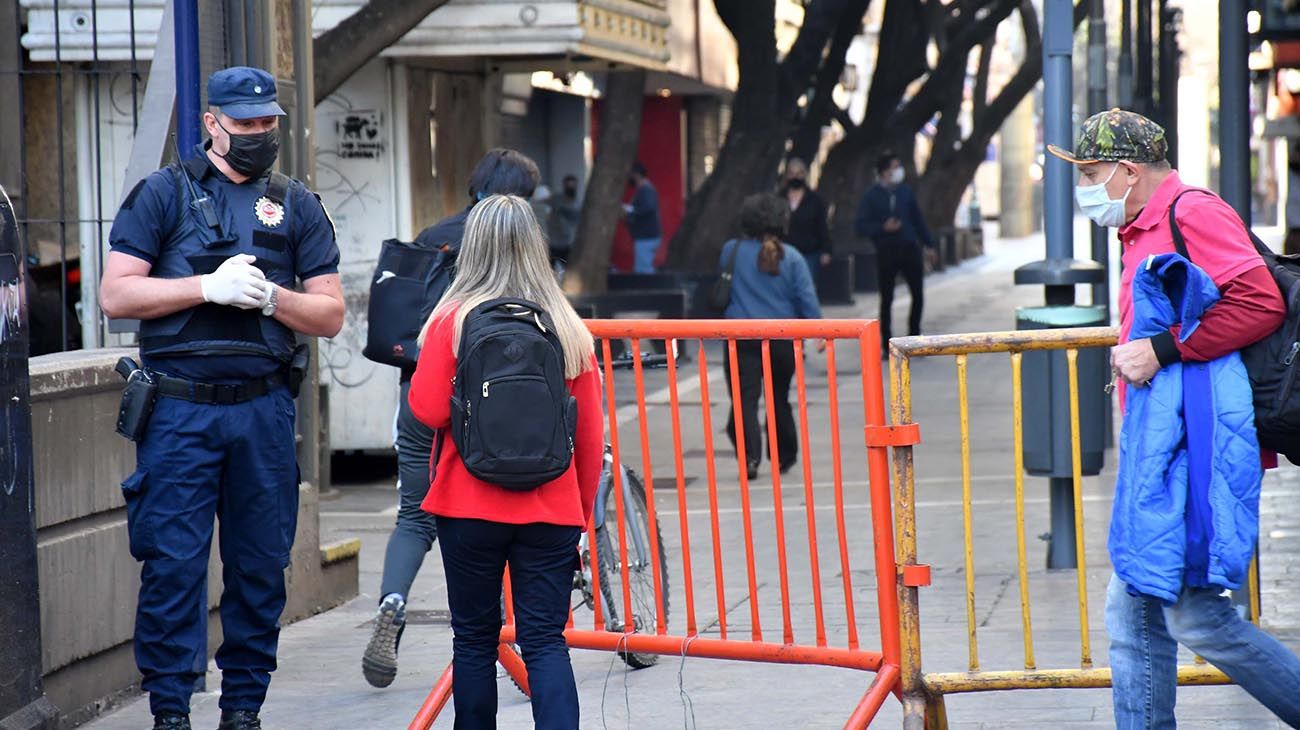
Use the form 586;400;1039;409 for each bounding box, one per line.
408;195;603;729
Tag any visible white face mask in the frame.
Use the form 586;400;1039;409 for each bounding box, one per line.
889;167;905;185
1075;163;1131;228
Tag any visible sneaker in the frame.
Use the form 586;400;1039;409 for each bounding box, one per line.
152;715;191;730
363;593;406;688
746;460;760;481
217;710;261;730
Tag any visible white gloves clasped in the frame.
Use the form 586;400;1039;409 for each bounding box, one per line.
200;254;274;310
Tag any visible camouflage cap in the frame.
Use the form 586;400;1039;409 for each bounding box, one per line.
1047;108;1168;165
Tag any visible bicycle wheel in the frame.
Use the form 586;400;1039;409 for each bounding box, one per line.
595;467;670;668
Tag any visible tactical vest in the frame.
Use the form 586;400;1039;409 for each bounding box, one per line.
139;155;298;362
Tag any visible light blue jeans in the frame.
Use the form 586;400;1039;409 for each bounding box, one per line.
1105;573;1300;728
633;237;660;274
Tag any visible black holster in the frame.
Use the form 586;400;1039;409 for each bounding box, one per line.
287;344;311;398
114;357;157;442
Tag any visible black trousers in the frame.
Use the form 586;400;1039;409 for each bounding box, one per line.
723;339;798;468
877;240;925;344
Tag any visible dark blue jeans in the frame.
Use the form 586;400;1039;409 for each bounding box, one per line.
436;516;581;730
123;388;299;716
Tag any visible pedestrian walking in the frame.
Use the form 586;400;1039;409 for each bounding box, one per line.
719;193;822;480
854;152;936;347
1050;108;1300;728
100;66;344;730
780;157;832;287
408;194;604;730
362;148;540;689
624;161;662;273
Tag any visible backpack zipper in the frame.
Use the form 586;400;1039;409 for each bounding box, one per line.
483;381;490;398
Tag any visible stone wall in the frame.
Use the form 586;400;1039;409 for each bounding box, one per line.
29;349;358;727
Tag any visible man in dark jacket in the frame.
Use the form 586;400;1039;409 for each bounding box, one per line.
854;152;935;346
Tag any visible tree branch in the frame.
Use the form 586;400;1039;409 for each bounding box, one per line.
314;0;451;104
888;0;1019;135
789;0;871;163
973;40;993;117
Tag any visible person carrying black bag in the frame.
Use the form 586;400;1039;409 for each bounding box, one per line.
718;193;822;480
361;149;540;689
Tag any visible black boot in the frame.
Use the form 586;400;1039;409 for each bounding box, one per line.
218;710;262;730
152;715;191;730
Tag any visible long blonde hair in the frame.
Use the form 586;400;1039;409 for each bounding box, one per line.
418;194;595;379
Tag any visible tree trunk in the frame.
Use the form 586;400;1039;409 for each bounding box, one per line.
313;0;451;105
664;0;861;273
563;70;647;295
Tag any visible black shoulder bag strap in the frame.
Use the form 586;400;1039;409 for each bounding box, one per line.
1168;188;1273;263
1167;190;1204;261
723;239;739;279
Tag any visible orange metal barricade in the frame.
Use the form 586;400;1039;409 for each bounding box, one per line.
409;320;905;728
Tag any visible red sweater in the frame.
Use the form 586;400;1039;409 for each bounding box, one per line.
409;310;604;528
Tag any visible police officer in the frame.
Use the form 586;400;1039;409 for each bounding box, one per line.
100;67;344;730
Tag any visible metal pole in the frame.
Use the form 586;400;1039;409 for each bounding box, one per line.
1118;0;1134;109
1044;0;1079;570
1088;0;1109;318
1044;0;1074;266
1135;0;1153;117
1220;0;1251;224
1158;0;1181;167
174;0;201;156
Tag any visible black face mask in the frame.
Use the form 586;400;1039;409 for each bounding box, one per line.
563;184;578;197
787;178;807;190
216;119;279;179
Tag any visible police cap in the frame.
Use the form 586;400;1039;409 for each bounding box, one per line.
207;66;285;120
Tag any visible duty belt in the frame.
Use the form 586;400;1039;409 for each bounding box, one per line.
151;371;287;405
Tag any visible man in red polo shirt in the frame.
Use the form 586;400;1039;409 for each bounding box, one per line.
1050;108;1300;728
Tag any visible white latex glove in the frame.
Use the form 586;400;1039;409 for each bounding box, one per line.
201;254;266;309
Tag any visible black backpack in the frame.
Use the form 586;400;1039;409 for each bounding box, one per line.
450;298;578;490
363;238;456;370
1170;191;1300;464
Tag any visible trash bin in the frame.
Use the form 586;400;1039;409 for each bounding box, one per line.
818;253;855;305
852;248;877;292
1016;304;1109;478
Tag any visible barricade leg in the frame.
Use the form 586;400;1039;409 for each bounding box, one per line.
408;662;454;730
845;663;900;730
498;642;530;696
924;691;948;730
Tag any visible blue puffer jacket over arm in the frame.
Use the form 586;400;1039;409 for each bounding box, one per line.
1108;253;1262;604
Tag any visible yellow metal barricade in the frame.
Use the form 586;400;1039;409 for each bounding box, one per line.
887;327;1260;729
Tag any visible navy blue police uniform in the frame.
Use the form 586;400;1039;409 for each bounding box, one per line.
107;67;339;720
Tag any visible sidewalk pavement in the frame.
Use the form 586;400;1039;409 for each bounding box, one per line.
85;224;1300;729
